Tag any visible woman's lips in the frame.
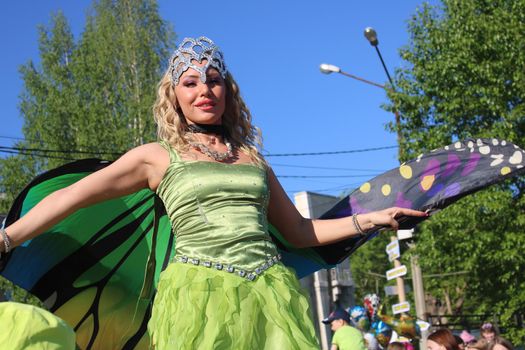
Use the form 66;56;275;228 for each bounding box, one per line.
195;100;216;111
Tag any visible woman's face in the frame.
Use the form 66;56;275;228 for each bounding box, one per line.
427;339;445;350
482;331;495;342
174;60;226;126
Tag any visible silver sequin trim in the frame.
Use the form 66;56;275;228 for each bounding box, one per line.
176;254;282;281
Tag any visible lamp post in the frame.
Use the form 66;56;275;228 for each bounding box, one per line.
364;27;402;159
363;26;407;308
364;27;395;86
364;27;427;345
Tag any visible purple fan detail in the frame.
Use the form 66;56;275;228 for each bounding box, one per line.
350;197;369;214
395;192;413;209
443;153;461;177
443;183;461;197
421;158;441;178
427;183;445;197
461;152;481;176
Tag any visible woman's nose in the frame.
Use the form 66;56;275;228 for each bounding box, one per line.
198;81;212;96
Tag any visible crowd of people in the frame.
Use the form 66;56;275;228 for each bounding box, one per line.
432;323;516;350
321;307;515;350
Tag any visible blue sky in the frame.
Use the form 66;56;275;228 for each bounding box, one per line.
1;0;439;198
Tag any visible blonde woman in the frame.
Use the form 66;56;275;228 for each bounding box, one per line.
0;37;426;349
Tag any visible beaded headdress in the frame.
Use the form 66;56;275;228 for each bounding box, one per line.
169;36;227;86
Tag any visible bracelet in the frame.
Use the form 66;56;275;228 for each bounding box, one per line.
352;213;366;236
0;228;11;253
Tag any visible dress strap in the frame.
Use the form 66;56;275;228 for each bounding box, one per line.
158;140;181;163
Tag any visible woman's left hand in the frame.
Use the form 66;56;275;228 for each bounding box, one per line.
359;207;429;232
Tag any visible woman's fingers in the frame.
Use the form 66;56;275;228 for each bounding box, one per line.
372;207;429;231
394;208;429;218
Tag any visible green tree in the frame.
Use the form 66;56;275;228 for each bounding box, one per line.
0;0;174;302
350;233;405;311
384;0;525;342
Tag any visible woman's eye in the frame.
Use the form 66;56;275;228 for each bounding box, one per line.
183;82;196;87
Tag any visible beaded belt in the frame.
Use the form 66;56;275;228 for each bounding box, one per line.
174;253;282;281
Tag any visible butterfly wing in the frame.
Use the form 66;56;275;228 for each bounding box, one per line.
1;159;174;349
274;138;525;274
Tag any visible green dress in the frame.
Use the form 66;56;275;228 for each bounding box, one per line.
148;143;319;349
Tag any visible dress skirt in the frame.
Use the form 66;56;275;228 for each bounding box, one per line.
148;262;320;349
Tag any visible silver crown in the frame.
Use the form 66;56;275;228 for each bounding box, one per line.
169;36;227;86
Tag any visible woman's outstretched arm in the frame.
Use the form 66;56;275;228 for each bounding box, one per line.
1;143;169;250
266;167;427;248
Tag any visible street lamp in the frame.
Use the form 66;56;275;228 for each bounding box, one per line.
363;26;402;158
319;63;341;74
319;63;385;89
364;27;394;86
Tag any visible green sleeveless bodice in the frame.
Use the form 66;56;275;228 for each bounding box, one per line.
156;142;279;280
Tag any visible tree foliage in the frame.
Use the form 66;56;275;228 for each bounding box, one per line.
0;0;174;302
0;0;174;211
390;0;525;159
350;233;405;310
381;0;525;342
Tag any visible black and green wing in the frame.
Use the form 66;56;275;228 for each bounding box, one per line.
1;159;174;349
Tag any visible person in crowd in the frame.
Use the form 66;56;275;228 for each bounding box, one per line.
455;334;467;350
480;323;499;344
488;337;514;350
0;36;427;349
323;308;367;350
427;328;460;350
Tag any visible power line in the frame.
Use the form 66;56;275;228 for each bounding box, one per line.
269;163;387;172
0;148;380;179
284;181;365;197
263;145;397;157
278;174;378;178
0;143;398;158
0;149;78;161
0;145;122;157
1;141;374;196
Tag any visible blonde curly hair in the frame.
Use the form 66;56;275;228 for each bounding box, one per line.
153;69;265;165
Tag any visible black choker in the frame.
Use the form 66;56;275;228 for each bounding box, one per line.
187;123;225;135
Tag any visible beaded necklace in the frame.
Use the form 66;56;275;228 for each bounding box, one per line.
187;123;235;162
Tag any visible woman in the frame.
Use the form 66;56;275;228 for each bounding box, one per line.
0;37;426;349
480;323;499;344
426;328;460;350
